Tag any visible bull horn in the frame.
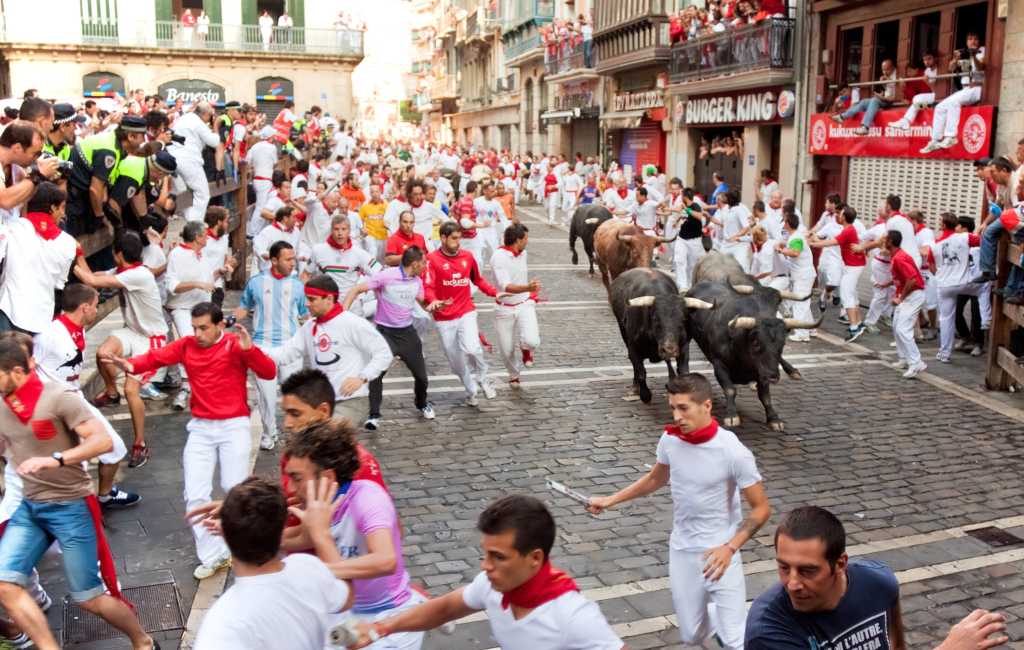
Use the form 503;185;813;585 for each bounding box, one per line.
660;234;677;243
617;233;635;242
778;289;813;301
584;218;599;225
728;316;757;330
682;297;714;310
729;283;755;295
628;295;656;307
783;314;825;330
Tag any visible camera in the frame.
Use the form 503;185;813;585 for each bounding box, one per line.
223;314;237;328
31;153;74;182
170;133;186;145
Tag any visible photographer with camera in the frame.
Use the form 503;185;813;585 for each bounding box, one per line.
921;32;986;154
108;150;178;234
0;121;60;226
167;101;223;223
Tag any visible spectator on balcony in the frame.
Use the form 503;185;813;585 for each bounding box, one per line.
278;12;294;49
580;16;594;67
921;33;986;154
831;58;897;135
259;10;274;50
197;10;210;45
889;52;938;131
181;9;196;46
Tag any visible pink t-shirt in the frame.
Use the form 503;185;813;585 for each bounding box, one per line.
365;266;424;329
330;480;411;613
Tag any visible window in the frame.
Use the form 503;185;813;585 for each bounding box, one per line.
953;3;988;50
524;78;534;133
911;12;940;65
838;27;862;85
538;75;548;134
873;20;899;77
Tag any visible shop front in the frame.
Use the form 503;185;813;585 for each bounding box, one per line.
255;76;295;122
541;79;600;159
675;86;795;204
601;88;667;175
158;78;226;108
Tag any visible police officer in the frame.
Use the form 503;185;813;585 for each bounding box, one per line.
42;103;83;161
109;150;178;233
168;101;223;222
66;115;148;237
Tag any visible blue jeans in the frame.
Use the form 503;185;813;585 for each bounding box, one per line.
0;499;104;602
583;40;593;67
980;219;1024;293
842;97;883;128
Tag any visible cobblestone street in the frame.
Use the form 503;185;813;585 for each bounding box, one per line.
42;203;1024;649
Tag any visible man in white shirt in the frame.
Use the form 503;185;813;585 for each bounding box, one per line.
762;190;785;241
924;212;982;363
168;102;222;222
858;195;922;268
203;206;234;306
601;177;636;220
890;51;938;130
756;170;779;203
720;191;753;273
253;206;301;275
490;224;541;386
192;477;353;650
810;196;844;310
560;169;581;226
351;495;624;650
921;34;986;153
267;274;393;426
775;211;817;342
474;181;505;265
832;58;897;135
310;215;381;319
589;373;770;650
245;127;280;236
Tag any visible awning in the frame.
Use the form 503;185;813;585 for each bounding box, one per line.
541;109;577;124
600;109;645;130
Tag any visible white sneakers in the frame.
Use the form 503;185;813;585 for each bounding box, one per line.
194;554;231;580
902;362;927;379
919;137;957;154
890;119;910;130
481;381;497;400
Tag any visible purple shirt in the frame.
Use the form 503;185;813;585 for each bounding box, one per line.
365;266;424;328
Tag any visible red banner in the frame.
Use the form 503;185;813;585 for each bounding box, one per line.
808;106;993;160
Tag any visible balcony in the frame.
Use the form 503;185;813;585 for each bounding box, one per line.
502;0;555;34
430;76;459;100
544;42;597;77
594;20;672;74
669;18;793;86
504;33;543;63
66;19;364;58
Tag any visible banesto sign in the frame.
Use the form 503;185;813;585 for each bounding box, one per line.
683;88;793;126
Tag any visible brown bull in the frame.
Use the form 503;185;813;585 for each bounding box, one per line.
593;220;673;297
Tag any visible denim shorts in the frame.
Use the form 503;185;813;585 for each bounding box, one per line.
0;498;104;602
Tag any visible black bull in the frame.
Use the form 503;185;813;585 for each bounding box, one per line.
569;204;612;274
683;253;821;431
610;269;714;404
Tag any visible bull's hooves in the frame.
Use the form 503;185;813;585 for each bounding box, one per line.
769;421;786;432
788;371;803;380
723;416;741;427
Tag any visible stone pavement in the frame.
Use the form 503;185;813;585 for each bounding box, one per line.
32;203;1024;648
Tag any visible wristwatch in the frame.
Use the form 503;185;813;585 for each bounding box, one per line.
51;452;64;467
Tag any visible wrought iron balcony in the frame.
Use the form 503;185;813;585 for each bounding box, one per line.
544;41;596;76
504;32;543;61
669;17;793;85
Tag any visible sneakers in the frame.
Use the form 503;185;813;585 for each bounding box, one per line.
864;324;880;335
837;313;849;324
150;377;181;392
99;485;141;509
903;362;927;379
420;403;436;420
128;444;150;468
854;126;869;135
464;394;479;407
259;433;277;451
955;338;973;351
481;381;497;399
890;119;910;130
937;136;958;149
936;353;951;363
919;140;942;154
172;389;190;411
36;591;52;612
844;324;866;343
193;555;231;580
879;316;893;329
788;334;810;343
920;328;937;341
139;383;166;401
509;377;521;388
830;114;844;125
818;296;828;312
3;633;33;649
892;359;909;370
522;349;534;367
971;345;984;357
91;391;121;408
363;417;381;431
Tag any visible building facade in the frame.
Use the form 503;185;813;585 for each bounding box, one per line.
0;0;363;121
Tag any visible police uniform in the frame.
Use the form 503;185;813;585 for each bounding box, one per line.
109;151;177;232
41;103;80;161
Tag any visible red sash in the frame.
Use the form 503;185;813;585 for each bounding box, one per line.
85;495;132;609
501;560;579;610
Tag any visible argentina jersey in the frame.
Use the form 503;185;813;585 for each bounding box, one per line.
239;271;308;347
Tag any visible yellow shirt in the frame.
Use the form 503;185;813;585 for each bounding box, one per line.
360;201;388;240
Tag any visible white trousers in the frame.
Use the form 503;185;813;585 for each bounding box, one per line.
787;271;816;338
363;237;386;263
349;292;378;320
337;590;426;650
894;290;926;366
461;237;484;283
864;258;894;325
818;256;842;288
923;271;938;311
171;308;195;383
931;86;981;140
479;230;499;268
839;264;864;310
561;192;576;219
976;281;992;329
669;548;746;650
176;158;210;223
250;179;274;236
722;243;751;274
547;193;560;223
673;238;706;292
901;92;935;123
937;284;968;359
435;311;488;398
255;355;301;439
494;300;540;380
183;416;251;564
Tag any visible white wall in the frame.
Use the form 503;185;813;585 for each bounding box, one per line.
222;0;242;26
5;0;80;44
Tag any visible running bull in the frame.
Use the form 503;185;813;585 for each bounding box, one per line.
569;204;612;275
611;268;714;404
683;252;820;431
594;220;674;298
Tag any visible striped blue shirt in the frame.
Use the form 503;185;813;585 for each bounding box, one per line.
240;271;308;347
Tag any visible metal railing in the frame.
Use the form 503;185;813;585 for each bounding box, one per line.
504;32;542;60
544;41;596;75
669;17;793;84
74;19;363;57
502;0;555;33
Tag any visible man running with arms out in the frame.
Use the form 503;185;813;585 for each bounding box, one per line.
588;373;770;650
490;223;542;386
351;495;624;650
0;339;157;650
424;222;498;406
746;506;1009;650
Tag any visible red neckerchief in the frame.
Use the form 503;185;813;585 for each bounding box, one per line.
23;212;62;240
409;198;424;208
913;222;925;234
326;235;352;251
206;228;221;241
500;245;523;257
312;303;344;335
57;314;85;351
3;371;44;424
617;188;629;199
322;200;333;214
272;221;293;233
935;229;955;243
270;268;288;280
501;561;579;610
664;419;719;445
178;243;202;259
116;262;143;273
277;190;288;201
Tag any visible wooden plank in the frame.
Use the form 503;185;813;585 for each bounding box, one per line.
1003;301;1024;329
78;223;115;258
984;235;1012;390
995;347;1024;388
1009;242;1023;269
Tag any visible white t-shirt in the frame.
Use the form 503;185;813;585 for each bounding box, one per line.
474;197;505;232
194;554;348;650
34;319;84;388
117;266;168;337
461;571;622;650
817;219;843;268
655;425;762;551
635;201;659;231
784;226;815;277
164;244;216;310
721;204;752;244
561;173;582;196
928;232;977;287
885;214;922;268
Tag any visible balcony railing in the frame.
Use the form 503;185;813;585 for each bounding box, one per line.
502;0;555;33
669;18;793;84
544;41;596;75
71;19;363;57
504;33;542;61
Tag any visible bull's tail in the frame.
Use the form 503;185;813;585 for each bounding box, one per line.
569;220;579;265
